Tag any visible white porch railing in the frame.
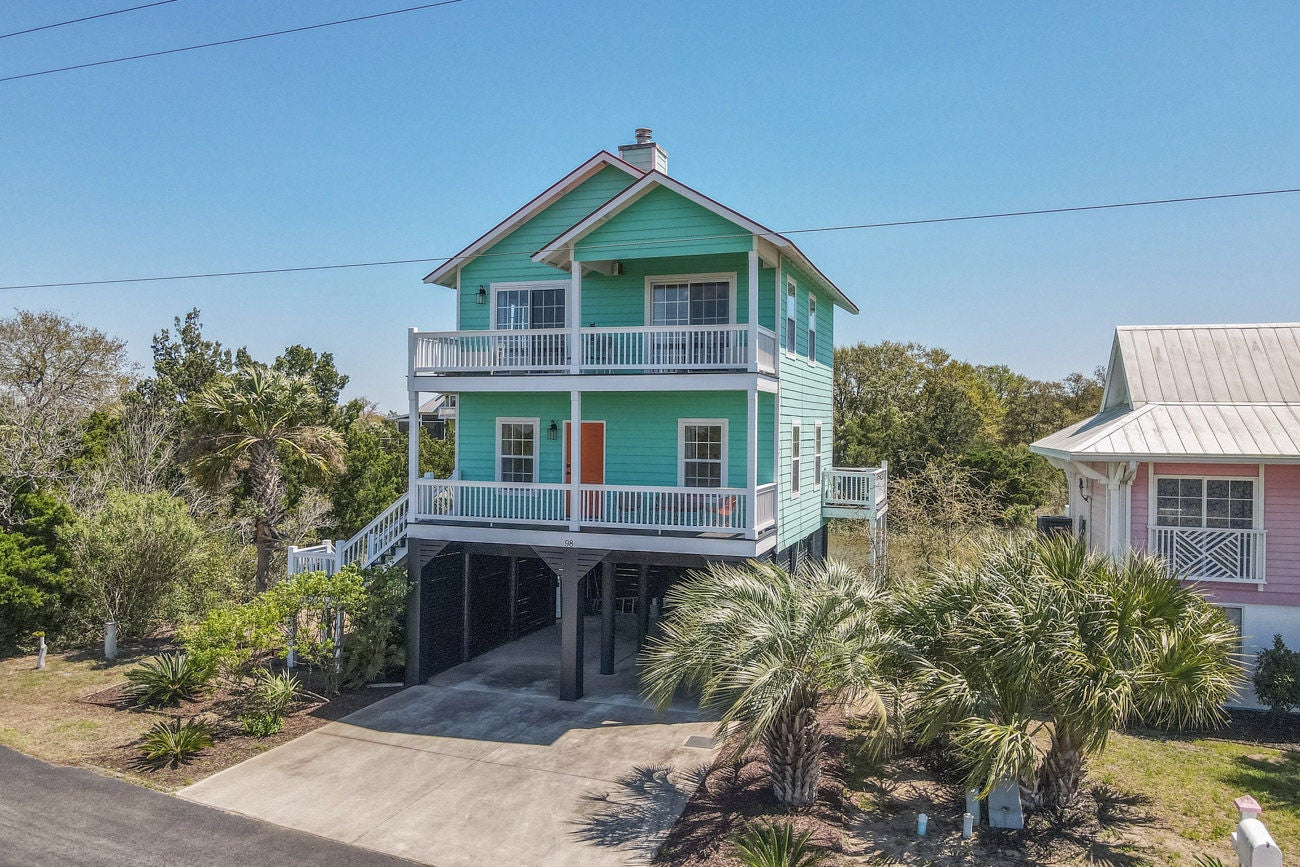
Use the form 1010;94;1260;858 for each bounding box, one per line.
411;478;754;535
287;493;410;576
823;466;888;516
756;482;777;531
412;324;775;376
1149;525;1267;584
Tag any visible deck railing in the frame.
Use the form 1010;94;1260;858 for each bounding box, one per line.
411;324;776;376
823;466;888;514
756;482;778;530
288;493;410;576
411;478;754;535
1149;525;1266;584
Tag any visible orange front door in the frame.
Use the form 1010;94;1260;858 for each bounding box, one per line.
564;422;605;519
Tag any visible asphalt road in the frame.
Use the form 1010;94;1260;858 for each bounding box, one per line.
0;746;414;867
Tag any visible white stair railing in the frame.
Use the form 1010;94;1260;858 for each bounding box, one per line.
287;493;410;576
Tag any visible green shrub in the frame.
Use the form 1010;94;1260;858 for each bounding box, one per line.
1193;857;1230;867
139;717;212;767
239;710;284;737
1254;634;1300;715
124;653;212;706
732;821;828;867
338;564;408;689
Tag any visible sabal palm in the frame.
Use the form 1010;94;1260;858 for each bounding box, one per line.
641;559;892;810
187;366;344;592
893;535;1240;811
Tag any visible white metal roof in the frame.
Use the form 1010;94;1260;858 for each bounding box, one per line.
1032;323;1300;462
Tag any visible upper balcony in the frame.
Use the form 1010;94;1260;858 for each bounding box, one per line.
411;324;778;378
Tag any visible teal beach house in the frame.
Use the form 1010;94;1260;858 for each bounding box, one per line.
292;131;886;700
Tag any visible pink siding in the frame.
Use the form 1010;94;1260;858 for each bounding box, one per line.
1132;461;1300;607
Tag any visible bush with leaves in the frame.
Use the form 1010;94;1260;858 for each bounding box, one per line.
732;821;828;867
337;564;408;689
239;669;303;737
181;596;286;685
139;717;212;767
1254;635;1300;716
125;653;212;707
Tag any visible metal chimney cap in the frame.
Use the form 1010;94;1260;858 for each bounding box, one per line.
634;128;653;144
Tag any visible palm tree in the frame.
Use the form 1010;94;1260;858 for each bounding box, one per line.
187;366;344;592
892;535;1241;811
640;559;892;810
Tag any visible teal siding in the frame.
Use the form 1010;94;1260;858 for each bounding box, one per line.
456;165;636;330
776;258;834;546
457;391;749;487
758;265;777;330
575;186;751;260
581;253;750;326
758;391;775;486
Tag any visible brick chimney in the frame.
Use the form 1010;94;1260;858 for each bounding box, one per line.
617;128;668;174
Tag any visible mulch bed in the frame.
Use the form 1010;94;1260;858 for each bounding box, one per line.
82;678;402;791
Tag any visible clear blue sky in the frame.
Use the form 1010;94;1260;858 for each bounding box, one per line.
3;1;1297;410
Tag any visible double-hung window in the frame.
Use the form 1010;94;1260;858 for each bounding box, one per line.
807;295;817;361
497;419;537;483
814;421;823;488
680;420;726;488
791;421;802;496
1154;477;1256;529
785;279;797;355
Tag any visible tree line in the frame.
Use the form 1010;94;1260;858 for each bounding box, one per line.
0;308;451;654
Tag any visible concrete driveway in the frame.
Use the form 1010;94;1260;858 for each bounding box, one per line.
180;622;717;866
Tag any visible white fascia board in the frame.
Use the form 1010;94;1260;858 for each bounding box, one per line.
407;522;776;558
422;152;643;288
410;372;769;393
531;172;860;315
1031;444;1300;465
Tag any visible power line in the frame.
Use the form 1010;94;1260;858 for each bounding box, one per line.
3;186;1298;292
0;0;465;83
0;0;181;41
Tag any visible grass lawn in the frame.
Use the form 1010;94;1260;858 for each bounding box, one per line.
0;643;399;791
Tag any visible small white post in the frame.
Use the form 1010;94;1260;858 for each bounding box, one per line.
286;617;297;669
35;634;46;670
962;813;974;839
335;539;347;573
966;788;981;826
103;621;117;661
286;545;298;576
916;813;928;836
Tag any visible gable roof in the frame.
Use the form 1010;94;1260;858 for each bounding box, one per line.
532;171;861;314
422;151;643;288
1032;323;1300;463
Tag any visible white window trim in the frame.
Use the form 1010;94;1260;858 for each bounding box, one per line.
791;419;802;497
807;294;817;365
677;418;729;487
1149;471;1263;530
643;272;738;326
495;417;540;483
490;280;569;330
785;276;798;357
814;421;823;489
1214;604;1246;656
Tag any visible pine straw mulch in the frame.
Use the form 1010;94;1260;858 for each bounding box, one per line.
77;674;402;791
650;708;1200;866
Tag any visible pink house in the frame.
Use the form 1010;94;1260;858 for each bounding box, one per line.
1031;323;1300;701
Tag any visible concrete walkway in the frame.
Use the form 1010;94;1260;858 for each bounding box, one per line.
180;619;717;866
0;746;411;867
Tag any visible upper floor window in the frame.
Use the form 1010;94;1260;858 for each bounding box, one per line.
494;281;566;330
807;295;817;361
1154;476;1256;529
785;279;797;355
649;278;731;326
680;420;726;487
497;419;538;483
791;420;801;496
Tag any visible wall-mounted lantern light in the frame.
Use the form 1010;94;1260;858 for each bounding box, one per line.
547;420;559;440
476;285;487;305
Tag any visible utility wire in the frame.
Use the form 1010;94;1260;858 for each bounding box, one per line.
3;186;1298;291
0;0;181;41
0;0;465;83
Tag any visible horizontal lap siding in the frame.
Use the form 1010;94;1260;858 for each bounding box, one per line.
1262;464;1300;604
1130;463;1149;552
457;166;636;330
758;391;775;486
778;259;833;547
575;186;752;260
457;391;749;488
582;253;750;326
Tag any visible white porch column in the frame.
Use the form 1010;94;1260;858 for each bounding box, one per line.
407;389;420;516
569;247;582;374
747;241;760;372
746;386;759;540
569;389;582;532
